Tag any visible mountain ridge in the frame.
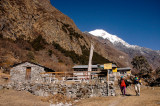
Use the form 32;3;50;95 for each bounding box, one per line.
89;29;141;49
89;29;160;69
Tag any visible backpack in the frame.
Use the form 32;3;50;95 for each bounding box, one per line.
134;77;139;84
121;79;126;87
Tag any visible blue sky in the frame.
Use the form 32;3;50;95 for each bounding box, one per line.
51;0;160;50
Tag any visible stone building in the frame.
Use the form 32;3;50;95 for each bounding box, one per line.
10;61;55;83
72;64;132;80
72;64;117;79
117;67;131;76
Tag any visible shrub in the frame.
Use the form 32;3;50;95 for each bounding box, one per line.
48;49;53;57
62;26;67;33
27;51;35;61
0;33;3;39
31;35;47;51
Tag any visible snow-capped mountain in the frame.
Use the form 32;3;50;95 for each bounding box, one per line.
89;29;137;48
89;29;160;69
157;50;160;55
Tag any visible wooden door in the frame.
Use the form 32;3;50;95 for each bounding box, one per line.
26;67;31;80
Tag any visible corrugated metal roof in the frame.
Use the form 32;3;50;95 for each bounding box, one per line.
117;67;131;71
72;65;96;69
74;71;101;73
73;64;117;69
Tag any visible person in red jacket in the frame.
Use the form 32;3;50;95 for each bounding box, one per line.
119;76;126;95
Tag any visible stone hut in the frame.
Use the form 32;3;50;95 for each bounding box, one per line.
10;61;55;83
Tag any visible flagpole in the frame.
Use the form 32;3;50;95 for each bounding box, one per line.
88;42;94;80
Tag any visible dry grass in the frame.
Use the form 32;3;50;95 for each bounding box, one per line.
75;87;160;106
0;39;74;74
0;71;10;84
41;94;74;104
0;89;49;106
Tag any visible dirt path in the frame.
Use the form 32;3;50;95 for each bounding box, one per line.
0;86;159;106
117;87;160;106
108;96;126;106
75;87;160;106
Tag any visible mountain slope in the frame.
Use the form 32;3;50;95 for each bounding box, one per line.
0;0;130;71
0;0;90;55
89;29;160;69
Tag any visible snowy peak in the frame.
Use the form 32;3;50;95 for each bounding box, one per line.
89;29;120;43
89;29;137;48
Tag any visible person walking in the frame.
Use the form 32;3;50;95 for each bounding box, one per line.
134;74;141;96
119;76;126;96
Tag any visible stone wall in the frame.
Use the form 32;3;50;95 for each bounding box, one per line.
4;81;115;99
10;62;45;83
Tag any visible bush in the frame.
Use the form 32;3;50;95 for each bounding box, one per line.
27;51;35;61
31;35;47;51
62;26;67;33
48;49;53;57
0;33;3;39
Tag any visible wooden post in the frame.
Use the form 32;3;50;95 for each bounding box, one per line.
55;73;57;79
108;69;109;96
65;72;66;81
50;75;51;83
